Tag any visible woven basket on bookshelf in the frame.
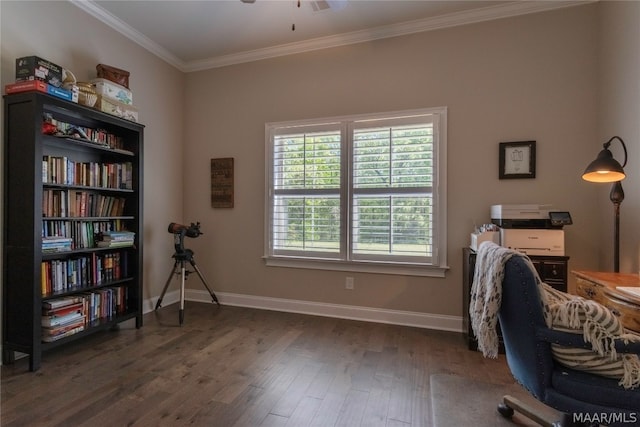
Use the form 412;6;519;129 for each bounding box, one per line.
76;82;97;107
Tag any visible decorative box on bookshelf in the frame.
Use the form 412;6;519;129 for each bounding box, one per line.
2;91;144;371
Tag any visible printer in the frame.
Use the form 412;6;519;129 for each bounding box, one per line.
490;204;570;256
499;228;565;256
491;204;553;228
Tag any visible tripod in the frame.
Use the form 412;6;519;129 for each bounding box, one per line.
155;231;219;325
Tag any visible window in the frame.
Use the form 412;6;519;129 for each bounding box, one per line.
265;107;447;277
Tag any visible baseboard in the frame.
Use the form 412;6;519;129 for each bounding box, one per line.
178;289;463;332
143;289;181;313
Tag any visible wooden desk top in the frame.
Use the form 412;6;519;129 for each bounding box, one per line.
572;270;640;305
572;270;640;287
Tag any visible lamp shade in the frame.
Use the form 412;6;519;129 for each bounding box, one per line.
581;148;626;182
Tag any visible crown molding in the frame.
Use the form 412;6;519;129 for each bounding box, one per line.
71;0;594;73
69;0;186;70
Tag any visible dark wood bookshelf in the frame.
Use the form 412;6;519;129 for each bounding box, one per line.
2;91;144;371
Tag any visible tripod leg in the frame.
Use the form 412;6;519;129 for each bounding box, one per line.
179;262;186;325
156;260;179;310
190;259;220;305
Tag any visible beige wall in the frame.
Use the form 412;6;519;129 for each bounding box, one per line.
1;1;637;331
0;1;185;306
183;4;603;318
597;0;640;273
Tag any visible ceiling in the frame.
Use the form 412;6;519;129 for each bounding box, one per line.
72;0;590;72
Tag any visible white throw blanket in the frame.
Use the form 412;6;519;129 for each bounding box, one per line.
470;241;640;389
469;241;525;358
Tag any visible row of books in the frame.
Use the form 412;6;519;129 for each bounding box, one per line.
42;220;132;250
41;251;129;295
43;188;127;218
42;155;133;190
84;286;128;323
41;286;128;342
43;219;126;238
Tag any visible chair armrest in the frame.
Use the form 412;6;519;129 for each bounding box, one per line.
536;328;592;349
536;327;640;355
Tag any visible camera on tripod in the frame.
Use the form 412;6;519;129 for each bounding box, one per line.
157;221;219;324
168;222;202;254
168;222;202;238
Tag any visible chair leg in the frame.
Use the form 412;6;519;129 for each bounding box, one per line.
497;401;514;418
498;395;561;427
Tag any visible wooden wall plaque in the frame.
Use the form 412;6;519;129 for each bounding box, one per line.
211;157;234;208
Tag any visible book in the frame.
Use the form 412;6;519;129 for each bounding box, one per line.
42;236;73;243
96;240;134;248
46;85;73;102
97;231;135;248
42;296;84;310
43;324;85;341
5;80;48;94
42;237;73;253
42;324;85;342
42;246;72;253
42;311;84;327
100;231;135;241
42;301;84;317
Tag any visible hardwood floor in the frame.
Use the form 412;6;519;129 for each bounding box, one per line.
1;302;517;426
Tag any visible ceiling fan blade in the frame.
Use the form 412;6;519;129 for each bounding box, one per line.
241;0;346;9
326;0;348;10
310;0;348;12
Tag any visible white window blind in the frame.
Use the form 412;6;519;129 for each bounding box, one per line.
272;127;342;257
351;122;434;261
265;108;447;276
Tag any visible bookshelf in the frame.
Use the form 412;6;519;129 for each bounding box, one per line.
2;91;144;371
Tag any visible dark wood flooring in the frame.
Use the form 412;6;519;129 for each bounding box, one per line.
1;302;517;426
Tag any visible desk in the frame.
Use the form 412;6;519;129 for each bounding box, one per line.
572;270;640;333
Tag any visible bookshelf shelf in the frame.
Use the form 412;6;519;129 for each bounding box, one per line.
41;246;136;261
2;91;144;371
43;184;135;193
42;277;134;300
44;135;136;156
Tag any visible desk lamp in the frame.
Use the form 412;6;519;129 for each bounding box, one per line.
582;136;628;272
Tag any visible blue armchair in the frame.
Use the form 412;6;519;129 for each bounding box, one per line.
496;254;640;427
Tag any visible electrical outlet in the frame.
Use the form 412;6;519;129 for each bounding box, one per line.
345;277;354;290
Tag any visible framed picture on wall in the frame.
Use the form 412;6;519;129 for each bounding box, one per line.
499;141;536;179
211;157;234;208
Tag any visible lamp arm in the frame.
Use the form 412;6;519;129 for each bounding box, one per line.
604;136;628;168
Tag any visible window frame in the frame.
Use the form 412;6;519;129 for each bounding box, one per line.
264;107;448;277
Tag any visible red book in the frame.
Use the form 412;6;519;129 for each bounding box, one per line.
5;80;48;94
42;301;84;317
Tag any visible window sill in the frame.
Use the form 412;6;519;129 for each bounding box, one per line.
263;256;449;277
